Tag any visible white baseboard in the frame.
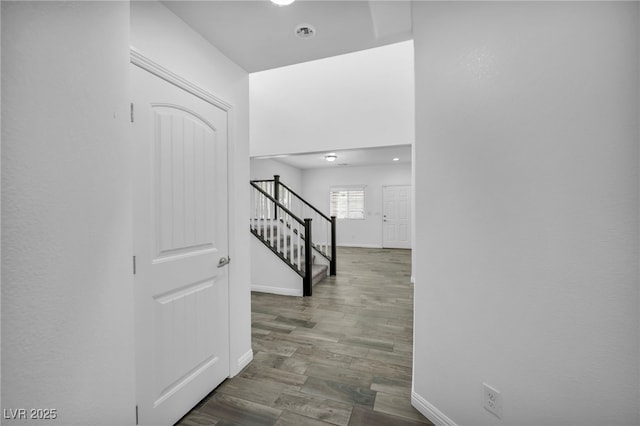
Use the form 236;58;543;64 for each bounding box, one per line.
251;285;302;297
337;243;383;248
232;349;253;376
412;390;458;426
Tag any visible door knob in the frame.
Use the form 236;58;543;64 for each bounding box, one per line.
218;257;231;268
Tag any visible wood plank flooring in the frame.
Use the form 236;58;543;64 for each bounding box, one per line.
176;247;432;426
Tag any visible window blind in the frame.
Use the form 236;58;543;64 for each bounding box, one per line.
330;187;365;219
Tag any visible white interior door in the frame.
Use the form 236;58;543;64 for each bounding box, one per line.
383;185;411;249
132;64;230;426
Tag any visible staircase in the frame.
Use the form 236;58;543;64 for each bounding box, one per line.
250;175;336;296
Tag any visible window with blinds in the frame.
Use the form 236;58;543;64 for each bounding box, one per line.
330;187;365;219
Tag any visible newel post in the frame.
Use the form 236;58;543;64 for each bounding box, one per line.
330;216;337;276
303;218;313;296
273;175;280;221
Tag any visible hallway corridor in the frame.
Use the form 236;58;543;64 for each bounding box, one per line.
177;247;431;426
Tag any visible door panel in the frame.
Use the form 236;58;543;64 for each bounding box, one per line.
383;186;412;249
154;107;217;258
132;64;229;426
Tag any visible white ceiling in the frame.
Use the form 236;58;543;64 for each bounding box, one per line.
162;0;413;72
254;145;411;169
163;1;414;168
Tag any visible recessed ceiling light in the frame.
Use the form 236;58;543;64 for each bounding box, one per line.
271;0;295;6
325;153;337;162
393;157;400;161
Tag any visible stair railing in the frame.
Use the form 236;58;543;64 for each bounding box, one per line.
250;181;313;296
252;175;337;276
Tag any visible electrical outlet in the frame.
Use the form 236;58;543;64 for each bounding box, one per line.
483;383;502;418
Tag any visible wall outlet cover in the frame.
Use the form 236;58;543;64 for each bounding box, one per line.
483;382;502;419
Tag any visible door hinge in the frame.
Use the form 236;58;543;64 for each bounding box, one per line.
130;102;134;123
135;405;138;425
133;256;136;275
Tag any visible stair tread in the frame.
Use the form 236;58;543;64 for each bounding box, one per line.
311;264;328;286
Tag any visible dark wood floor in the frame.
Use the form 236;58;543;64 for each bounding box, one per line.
176;247;432;426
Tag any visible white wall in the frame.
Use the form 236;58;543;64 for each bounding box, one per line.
2;2;135;424
131;0;252;376
302;164;411;248
250;158;303;193
412;2;639;426
251;238;304;297
250;41;414;157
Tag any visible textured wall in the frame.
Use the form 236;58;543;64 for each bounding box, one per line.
2;2;135;424
412;2;639;425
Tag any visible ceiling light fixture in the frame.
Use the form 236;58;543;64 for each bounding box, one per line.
271;0;295;6
325;153;337;162
393;157;400;161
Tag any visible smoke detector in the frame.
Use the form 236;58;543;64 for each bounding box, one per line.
295;24;316;39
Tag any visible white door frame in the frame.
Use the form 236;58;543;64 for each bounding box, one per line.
131;48;233;113
130;46;234;419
